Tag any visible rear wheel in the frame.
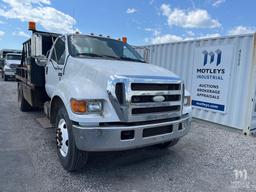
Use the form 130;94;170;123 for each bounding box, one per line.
18;83;31;112
55;105;88;171
154;139;180;149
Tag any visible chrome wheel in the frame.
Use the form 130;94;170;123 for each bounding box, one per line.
56;118;69;157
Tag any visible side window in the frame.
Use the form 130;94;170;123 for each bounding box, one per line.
51;37;66;65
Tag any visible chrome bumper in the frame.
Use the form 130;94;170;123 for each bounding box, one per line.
72;115;191;152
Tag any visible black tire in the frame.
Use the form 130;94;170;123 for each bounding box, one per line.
18;83;31;112
154;139;180;149
55;105;88;171
3;74;7;81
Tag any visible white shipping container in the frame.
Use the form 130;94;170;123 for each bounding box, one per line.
135;33;256;135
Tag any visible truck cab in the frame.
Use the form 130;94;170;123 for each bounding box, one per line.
17;26;192;171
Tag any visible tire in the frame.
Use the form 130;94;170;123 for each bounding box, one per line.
3;74;7;81
154;139;180;149
18;83;31;112
55;105;88;171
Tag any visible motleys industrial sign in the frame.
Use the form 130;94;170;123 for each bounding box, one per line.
191;45;233;113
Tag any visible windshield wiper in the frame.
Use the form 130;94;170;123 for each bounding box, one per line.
101;55;121;60
74;53;145;63
75;53;104;58
75;53;121;60
120;56;145;63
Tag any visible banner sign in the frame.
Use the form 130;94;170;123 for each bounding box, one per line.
191;45;233;113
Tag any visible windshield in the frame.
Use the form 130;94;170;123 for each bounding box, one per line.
6;54;21;60
68;35;145;62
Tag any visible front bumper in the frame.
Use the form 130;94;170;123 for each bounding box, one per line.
72;115;191;151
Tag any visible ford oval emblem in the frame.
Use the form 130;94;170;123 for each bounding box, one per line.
152;96;165;102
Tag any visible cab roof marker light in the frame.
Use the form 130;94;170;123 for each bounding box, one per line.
28;21;36;31
122;37;127;43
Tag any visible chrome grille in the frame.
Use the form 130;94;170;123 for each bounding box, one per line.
107;75;183;122
10;64;18;69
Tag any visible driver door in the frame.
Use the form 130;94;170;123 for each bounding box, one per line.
45;36;66;97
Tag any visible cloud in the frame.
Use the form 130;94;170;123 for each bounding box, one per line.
150;33;221;44
199;33;221;38
160;3;221;28
149;0;154;5
0;30;5;39
0;0;76;33
151;34;183;44
186;31;195;36
145;28;153;32
212;0;225;7
228;26;255;35
144;28;161;36
12;31;30;38
126;8;137;14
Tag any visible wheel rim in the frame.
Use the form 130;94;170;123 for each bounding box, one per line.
57;119;69;157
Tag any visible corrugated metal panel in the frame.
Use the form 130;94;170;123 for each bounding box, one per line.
135;34;256;132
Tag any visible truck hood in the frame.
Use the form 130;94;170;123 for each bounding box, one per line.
65;57;181;89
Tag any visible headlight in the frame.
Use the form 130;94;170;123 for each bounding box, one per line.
87;101;103;113
184;96;191;106
70;99;103;114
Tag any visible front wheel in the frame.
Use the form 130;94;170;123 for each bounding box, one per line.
154;139;180;149
3;73;7;81
55;105;88;171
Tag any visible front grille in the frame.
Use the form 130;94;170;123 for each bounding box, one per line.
132;106;180;115
109;76;183;122
143;125;173;137
115;83;125;105
131;83;180;91
131;95;180;103
129;82;182;121
10;64;18;69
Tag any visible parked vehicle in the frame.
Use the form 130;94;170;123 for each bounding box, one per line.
16;22;192;171
2;53;21;81
0;49;21;70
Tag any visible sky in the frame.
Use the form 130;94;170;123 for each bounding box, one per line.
0;0;255;50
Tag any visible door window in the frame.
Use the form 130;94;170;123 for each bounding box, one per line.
51;37;66;65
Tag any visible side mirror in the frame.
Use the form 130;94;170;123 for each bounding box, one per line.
35;55;48;67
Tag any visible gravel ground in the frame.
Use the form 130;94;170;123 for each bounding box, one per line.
0;78;256;192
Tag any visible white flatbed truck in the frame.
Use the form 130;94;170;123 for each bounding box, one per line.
16;22;192;171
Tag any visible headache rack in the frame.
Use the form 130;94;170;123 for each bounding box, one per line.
16;30;60;108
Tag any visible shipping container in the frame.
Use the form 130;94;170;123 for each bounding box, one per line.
135;33;256;135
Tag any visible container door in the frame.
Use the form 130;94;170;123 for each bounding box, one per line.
250;78;256;134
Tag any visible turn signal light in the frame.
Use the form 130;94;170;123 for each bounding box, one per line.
28;21;36;31
70;99;87;113
122;37;127;43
